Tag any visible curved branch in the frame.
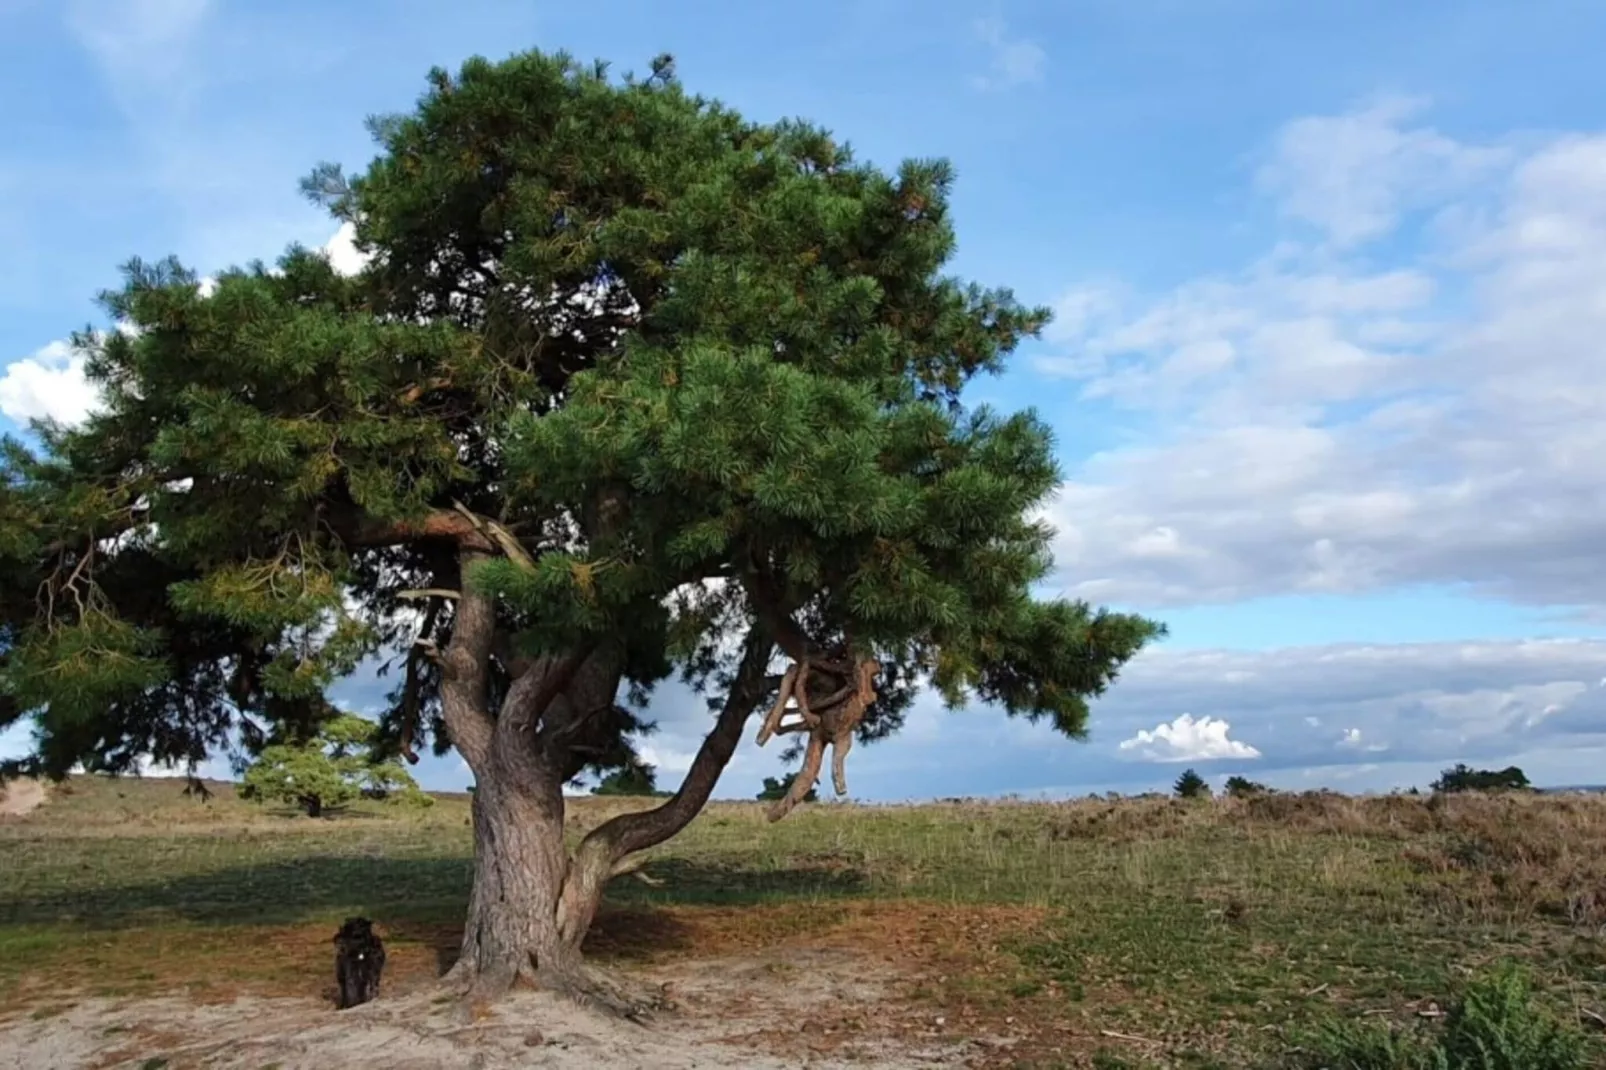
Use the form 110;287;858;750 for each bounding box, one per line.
767;733;825;822
741;561;849;673
556;628;776;942
754;664;798;746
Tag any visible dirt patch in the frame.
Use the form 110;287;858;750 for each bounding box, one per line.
0;777;46;818
0;958;982;1070
0;903;1042;1069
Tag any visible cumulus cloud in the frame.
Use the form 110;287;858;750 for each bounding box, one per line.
1097;638;1606;776
322;222;368;276
1039;100;1606;612
1118;712;1262;762
972;16;1045;91
681;634;1606;798
1;226;360;433
0;340;103;426
636;742;698;778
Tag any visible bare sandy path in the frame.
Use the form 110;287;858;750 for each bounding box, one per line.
0;949;993;1069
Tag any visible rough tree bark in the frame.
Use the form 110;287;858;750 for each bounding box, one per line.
432;542;779;1011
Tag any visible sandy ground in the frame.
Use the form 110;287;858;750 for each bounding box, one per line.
0;777;46;817
0;948;1000;1069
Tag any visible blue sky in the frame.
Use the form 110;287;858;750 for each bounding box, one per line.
3;0;1605;799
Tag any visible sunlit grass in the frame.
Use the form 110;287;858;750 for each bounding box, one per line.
1;776;1603;1066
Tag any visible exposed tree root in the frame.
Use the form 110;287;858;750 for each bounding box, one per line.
436;953;667;1025
539;962;670;1024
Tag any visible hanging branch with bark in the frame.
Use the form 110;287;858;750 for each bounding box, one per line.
754;647;881;821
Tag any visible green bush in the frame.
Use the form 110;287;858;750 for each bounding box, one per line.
757;772;818;803
591;761;671;797
1300;963;1588;1070
1173;768;1211;799
1431;763;1532;794
240;714;431;817
1224;775;1269;798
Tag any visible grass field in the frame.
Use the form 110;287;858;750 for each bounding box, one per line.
1;775;1604;1068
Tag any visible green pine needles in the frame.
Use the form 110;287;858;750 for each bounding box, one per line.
0;49;1165;987
0;46;1161;785
239;714;431;817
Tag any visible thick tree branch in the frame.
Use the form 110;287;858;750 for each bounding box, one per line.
436;551;497;770
742;561;850;673
503;641;602;735
397;597;444;764
341;507;496;552
556;628;776;941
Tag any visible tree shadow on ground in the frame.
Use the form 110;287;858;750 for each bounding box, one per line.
379;906;709;976
0;852;870;966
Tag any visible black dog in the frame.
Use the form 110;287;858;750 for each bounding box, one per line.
333;916;386;1009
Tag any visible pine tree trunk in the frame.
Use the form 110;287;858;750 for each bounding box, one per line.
432;569;777;1012
449;753;583;999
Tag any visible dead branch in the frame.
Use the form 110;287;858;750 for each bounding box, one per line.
768;733;826;823
397;587;460;602
756;649;881;821
755;664;798;747
451;500;537;572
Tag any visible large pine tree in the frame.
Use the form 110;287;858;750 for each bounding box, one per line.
0;50;1163;1007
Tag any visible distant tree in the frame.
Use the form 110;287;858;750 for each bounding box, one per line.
1223;775;1269;798
758;772;818;804
1173;768;1211;799
240;714;429;817
1431;763;1532;794
591;761;669;797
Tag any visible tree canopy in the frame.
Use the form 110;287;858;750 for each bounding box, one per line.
757;772;818;804
0;47;1159;791
1223;775;1269;798
0;47;1164;1001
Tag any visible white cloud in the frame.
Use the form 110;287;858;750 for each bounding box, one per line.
1117;712;1262;762
1097;638;1606;775
0;340;103;426
636;743;698;778
322;222;368;277
1039;102;1606;612
1254;94;1508;247
972;17;1045;91
1339;727;1389;753
1;226;358;433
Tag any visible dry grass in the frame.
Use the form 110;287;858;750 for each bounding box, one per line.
1;775;1603;1067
